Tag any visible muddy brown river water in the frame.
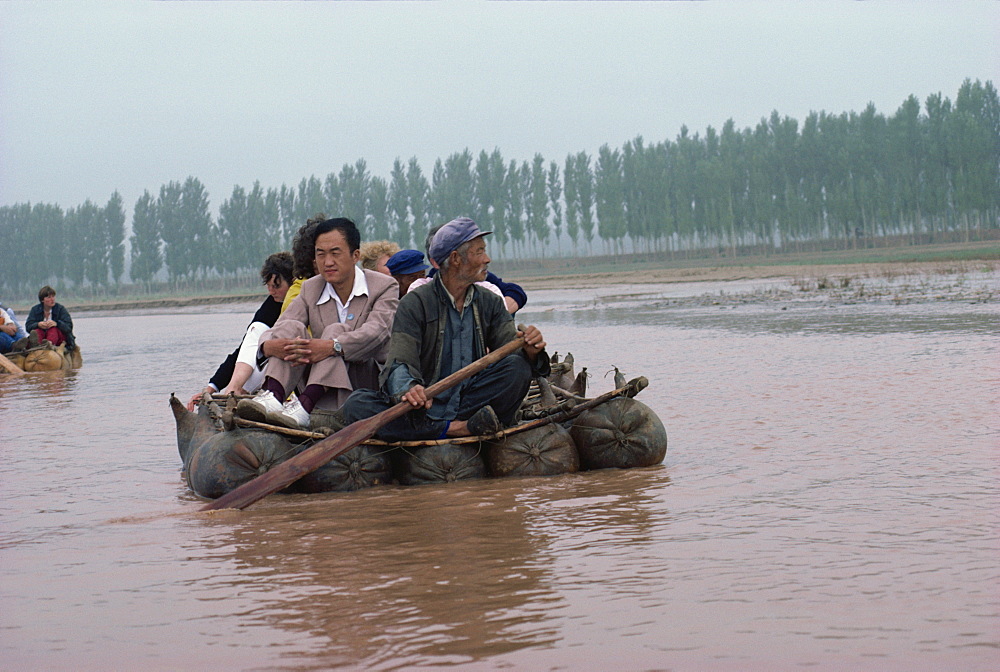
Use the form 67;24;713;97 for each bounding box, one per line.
2;274;998;671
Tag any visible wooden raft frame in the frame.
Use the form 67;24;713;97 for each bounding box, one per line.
228;376;648;448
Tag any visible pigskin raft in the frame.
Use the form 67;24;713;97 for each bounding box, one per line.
171;353;667;500
2;342;83;373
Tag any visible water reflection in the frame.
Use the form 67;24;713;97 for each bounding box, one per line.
183;466;670;670
192;482;555;669
0;368;79;403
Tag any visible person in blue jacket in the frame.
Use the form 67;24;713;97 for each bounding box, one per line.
26;286;76;351
0;301;28;354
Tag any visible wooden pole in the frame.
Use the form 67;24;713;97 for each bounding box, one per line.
0;352;25;376
231;375;646;448
200;334;527;511
234;417;327;440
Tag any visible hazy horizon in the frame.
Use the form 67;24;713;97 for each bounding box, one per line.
2;1;997;219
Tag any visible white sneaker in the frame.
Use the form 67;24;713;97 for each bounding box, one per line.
237;389;284;423
267;394;310;430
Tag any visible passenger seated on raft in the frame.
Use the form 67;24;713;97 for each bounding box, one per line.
281;213;326;313
408;222;527;314
25;286;76;351
0;301;28;354
186;252;294;411
385;249;430;297
236;217;398;430
341;217;549;441
359;240;400;276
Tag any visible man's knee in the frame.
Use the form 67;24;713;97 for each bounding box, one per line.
498;354;532;387
341;388;389;424
267;321;308;339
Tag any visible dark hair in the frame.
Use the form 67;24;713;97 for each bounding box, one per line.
38;285;56;303
291;213;326;279
315;217;361;254
259;251;294;285
425;223;444;257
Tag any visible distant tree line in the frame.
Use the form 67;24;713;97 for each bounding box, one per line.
1;79;996;297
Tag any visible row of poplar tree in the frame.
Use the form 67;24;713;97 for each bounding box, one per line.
1;79;997;297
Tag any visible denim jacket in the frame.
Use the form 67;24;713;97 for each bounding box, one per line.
380;275;548;399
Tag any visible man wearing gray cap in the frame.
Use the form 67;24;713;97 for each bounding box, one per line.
341;216;549;440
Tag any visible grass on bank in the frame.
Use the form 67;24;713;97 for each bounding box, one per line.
8;239;999;313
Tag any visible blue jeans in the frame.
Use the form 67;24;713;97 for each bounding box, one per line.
0;331;15;354
342;354;533;441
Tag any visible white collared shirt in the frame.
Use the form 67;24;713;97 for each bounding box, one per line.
317;265;369;322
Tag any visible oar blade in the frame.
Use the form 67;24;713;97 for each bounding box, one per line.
0;352;25;376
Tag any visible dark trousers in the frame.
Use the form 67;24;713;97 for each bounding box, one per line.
342;354;532;441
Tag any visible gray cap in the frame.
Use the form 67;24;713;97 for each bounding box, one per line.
429;217;492;266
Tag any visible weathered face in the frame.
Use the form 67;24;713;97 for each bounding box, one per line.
397;270;427;296
315;229;359;288
455;237;490;284
43;294;56;308
375;254;392;276
265;276;291;303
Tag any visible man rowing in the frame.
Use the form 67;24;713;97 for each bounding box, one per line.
341;216;549;440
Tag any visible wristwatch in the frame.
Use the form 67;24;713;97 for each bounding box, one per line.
333;339;343;356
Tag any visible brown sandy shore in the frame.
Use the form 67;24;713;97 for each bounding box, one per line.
516;259;1000;291
49;257;996;314
11;240;995;313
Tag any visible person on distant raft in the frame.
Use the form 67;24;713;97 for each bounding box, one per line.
236;217;398;429
341;217;549;441
359;240;400;276
385;249;430;297
0;301;28;354
409;222;528;314
186;252;294;411
25;286;76;351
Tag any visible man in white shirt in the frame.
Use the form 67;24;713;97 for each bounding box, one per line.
237;218;398;429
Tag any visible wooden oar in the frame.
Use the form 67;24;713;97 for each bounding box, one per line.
201;333;527;511
0;352;25;376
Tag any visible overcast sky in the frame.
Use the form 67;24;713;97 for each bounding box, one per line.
1;1;997;220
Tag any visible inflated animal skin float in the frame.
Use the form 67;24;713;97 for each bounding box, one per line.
2;342;82;373
172;353;667;501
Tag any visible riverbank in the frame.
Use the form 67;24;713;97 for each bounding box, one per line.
16;241;1000;313
518;258;1000;292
